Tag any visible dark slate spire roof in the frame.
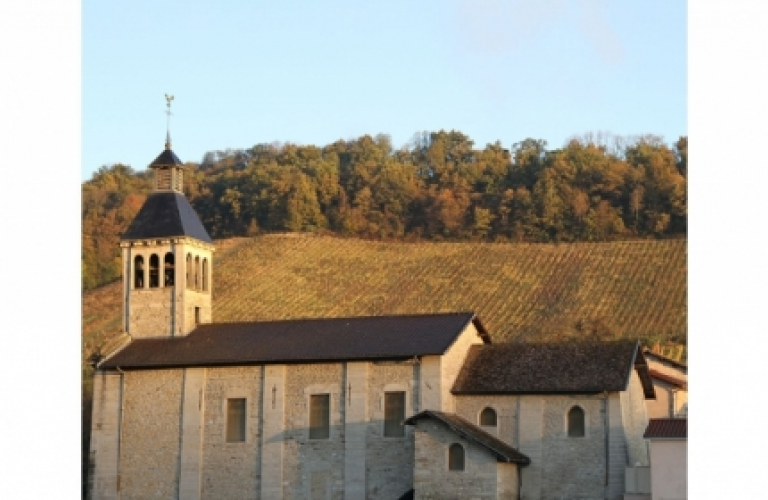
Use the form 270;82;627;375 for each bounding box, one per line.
149;148;184;168
99;312;487;368
404;410;530;464
122;191;212;242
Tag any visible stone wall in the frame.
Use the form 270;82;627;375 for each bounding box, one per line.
89;372;122;500
412;418;505;499
123;239;213;338
283;363;345;500
620;368;650;467
457;394;619;500
454;395;517;445
440;321;485;413
200;366;262;499
119;369;184;500
539;395;607;500
365;361;416;499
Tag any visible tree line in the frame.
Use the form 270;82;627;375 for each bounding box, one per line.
82;130;687;290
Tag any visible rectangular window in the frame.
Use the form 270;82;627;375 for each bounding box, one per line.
384;391;406;437
309;394;330;439
226;398;246;442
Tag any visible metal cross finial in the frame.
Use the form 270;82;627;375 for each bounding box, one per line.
164;94;175;150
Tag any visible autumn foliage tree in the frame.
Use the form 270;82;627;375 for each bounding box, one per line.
82;131;687;290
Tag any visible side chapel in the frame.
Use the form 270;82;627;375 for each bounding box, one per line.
89;134;656;500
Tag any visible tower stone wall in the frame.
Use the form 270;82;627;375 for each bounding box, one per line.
122;235;213;337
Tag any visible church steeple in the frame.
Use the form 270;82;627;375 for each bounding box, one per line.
119;95;214;338
149;94;185;192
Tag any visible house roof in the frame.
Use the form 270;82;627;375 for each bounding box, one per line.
404;410;530;465
649;368;687;390
643;349;687;371
99;312;488;369
644;418;687;439
452;340;655;397
122;192;212;243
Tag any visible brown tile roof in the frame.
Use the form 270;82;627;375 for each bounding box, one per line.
452;340;654;397
100;312;488;369
404;410;530;464
649;368;687;389
644;418;687;439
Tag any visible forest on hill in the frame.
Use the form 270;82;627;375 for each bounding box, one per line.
82;130;687;291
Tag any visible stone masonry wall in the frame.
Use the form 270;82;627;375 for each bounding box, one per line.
119;369;184;500
413;419;501;499
283;363;345;500
365;361;416;499
454;395;518;445
620;369;650;467
539;394;608;500
89;371;122;500
459;393;620;500
440;322;484;413
200;366;263;499
124;240;212;338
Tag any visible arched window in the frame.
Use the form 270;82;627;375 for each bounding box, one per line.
567;406;585;437
186;253;192;289
479;407;497;427
194;256;200;290
202;258;208;292
134;255;144;289
164;252;174;287
448;443;465;471
149;254;159;288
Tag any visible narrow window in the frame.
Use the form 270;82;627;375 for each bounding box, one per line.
186;253;192;289
164;252;174;287
384;392;405;437
134;255;144;288
226;398;246;442
195;307;201;325
194;256;200;290
202;258;209;292
567;406;585;437
309;394;330;439
448;443;465;471
149;254;159;288
479;407;497;427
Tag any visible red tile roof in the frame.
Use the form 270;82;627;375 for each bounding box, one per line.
644;418;687;439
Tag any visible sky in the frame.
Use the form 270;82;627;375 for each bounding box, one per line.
82;0;687;180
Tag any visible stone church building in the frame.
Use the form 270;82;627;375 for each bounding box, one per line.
89;140;655;500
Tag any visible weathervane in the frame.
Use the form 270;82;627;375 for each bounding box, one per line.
165;93;174;150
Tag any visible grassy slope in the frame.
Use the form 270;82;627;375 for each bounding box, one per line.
82;235;686;352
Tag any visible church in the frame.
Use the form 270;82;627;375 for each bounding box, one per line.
88;136;656;500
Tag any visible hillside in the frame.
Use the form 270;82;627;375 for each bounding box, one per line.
82;235;686;357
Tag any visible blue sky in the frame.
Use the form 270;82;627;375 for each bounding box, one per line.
82;0;687;180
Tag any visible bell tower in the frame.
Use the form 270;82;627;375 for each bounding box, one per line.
119;96;214;338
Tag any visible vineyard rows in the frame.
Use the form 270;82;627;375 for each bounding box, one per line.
82;235;686;363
